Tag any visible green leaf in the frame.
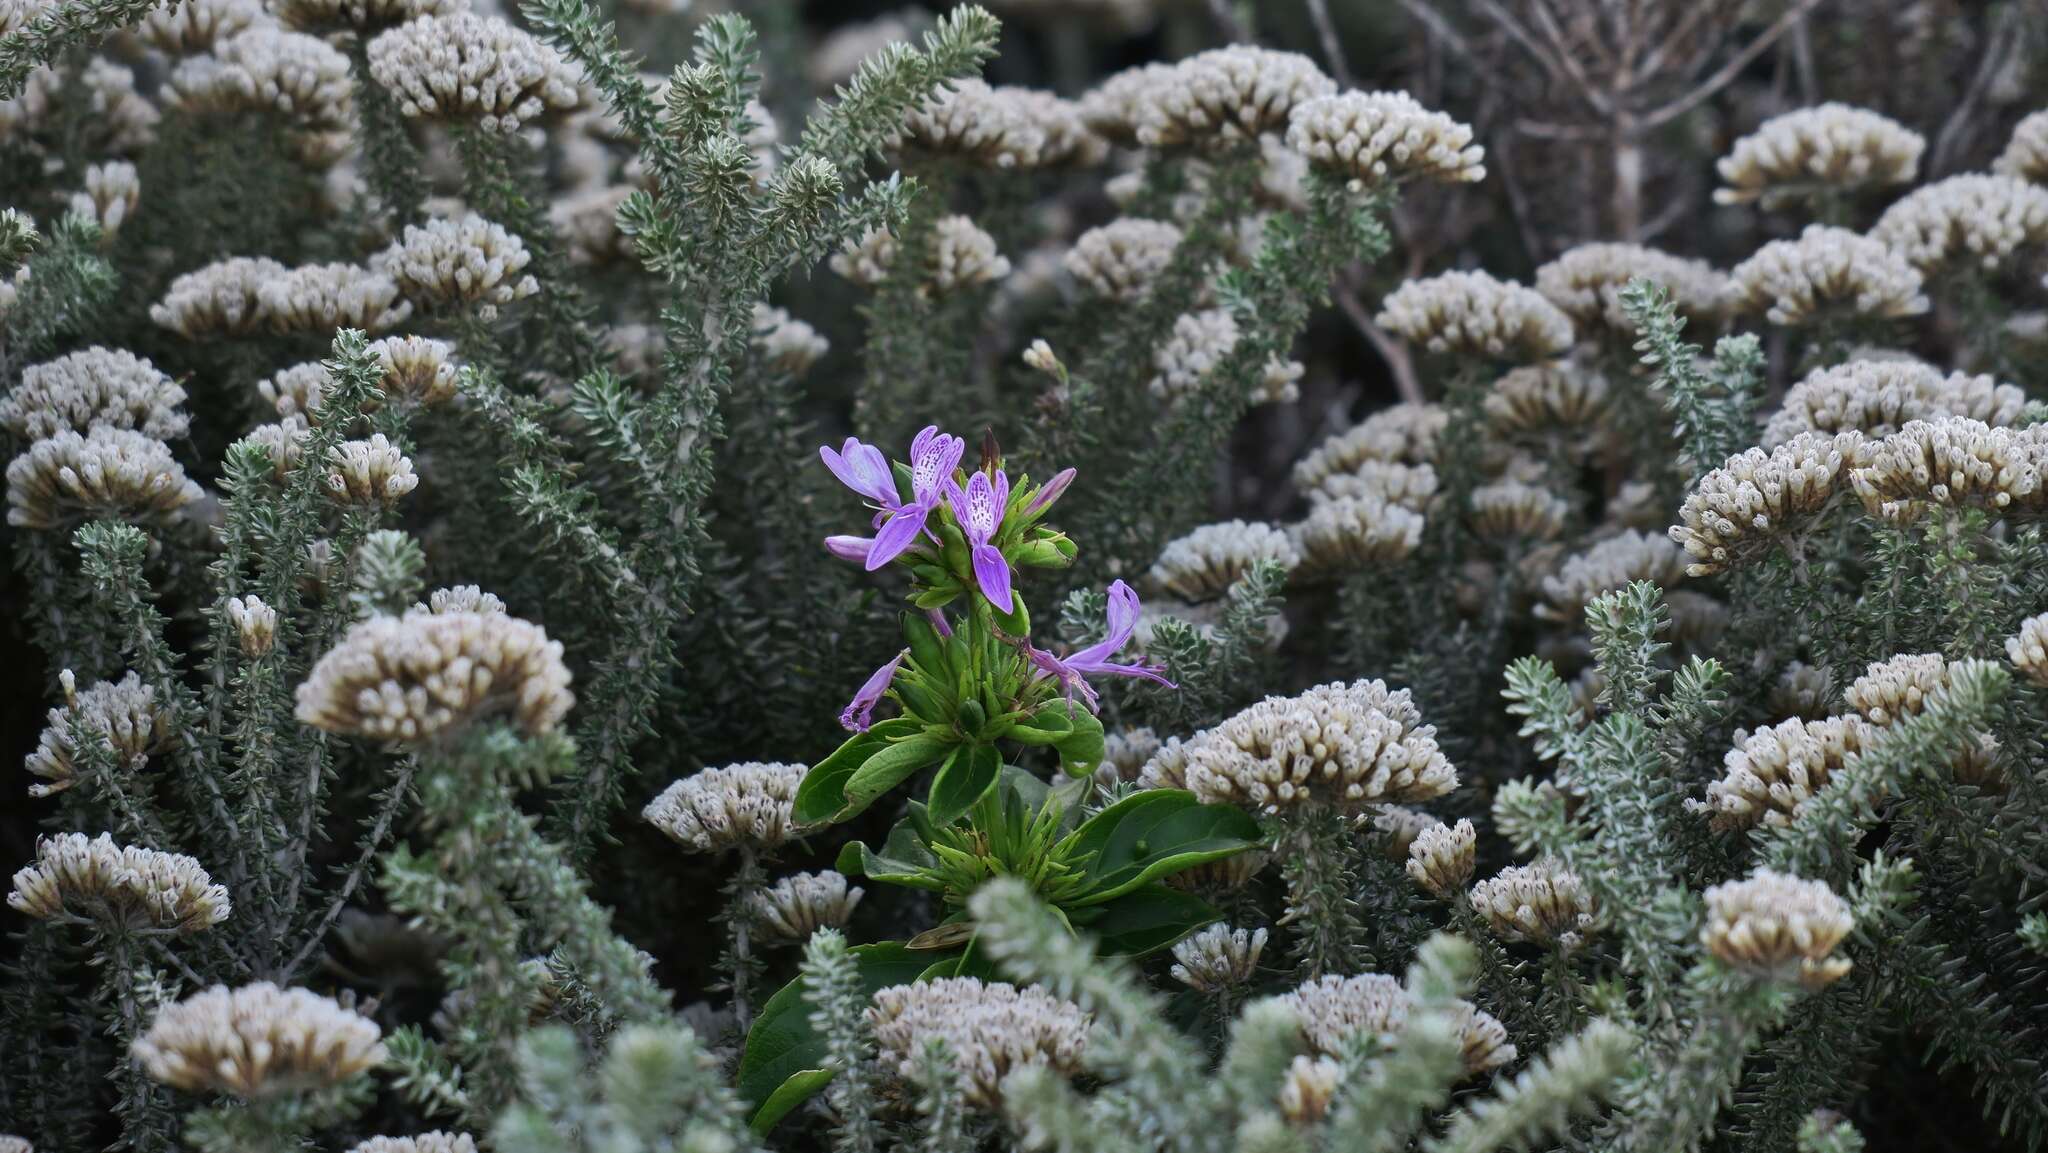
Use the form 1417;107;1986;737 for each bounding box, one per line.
905;611;948;676
1052;705;1105;777
749;1068;834;1135
1058;789;1263;905
1068;885;1218;956
792;718;920;826
1008;700;1076;746
836;812;943;891
738;942;931;1109
839;732;954;821
993;596;1031;636
927;744;1002;825
912;586;962;611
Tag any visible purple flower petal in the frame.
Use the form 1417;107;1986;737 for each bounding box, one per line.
820;438;899;508
971;543;1014;612
868;504;929;570
1022;468;1076;519
825;535;874;564
841;649;907;731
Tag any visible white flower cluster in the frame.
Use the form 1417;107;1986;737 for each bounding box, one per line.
227;594;279;656
150;256;288;339
326;434;418;508
5;427;204;529
9;832;228;933
642;762;807;854
1149;308;1238;399
167;27;355;137
257;363;326;422
275;0;458;32
1063;218;1182;301
1294;403;1446;492
1848;417;2041;520
895;79;1102;168
1305;459;1438;511
1715;104;1923;204
1278;971;1514;1076
1142;679;1455;814
343;1134;477;1153
1669;431;1864;576
138;0;265;56
1289;493;1427;574
24;671;173;798
1283;90;1484;186
69;160;141;239
2006;612;2048;688
370;334;461;406
2;347;188;441
1405;818;1475;898
751;303;830;377
372;214;539;320
1148;520;1299;602
1696;716;1866;831
1078;62;1176;145
1844;651;1977;725
1484;363;1610;437
1469;480;1569;543
1993;109;2048;186
1131;46;1335;149
133;981;385;1096
867;977;1091;1109
1700;869;1854;988
1469;860;1596;950
294;609;574;742
1871;173;2048;275
1534;243;1728;331
260;263;412;334
1376;270;1573;362
748;870;862;944
830;216;1009;292
1761;360;2026;446
1537;529;1687;621
2;59;160;154
1169;922;1267;992
367;13;582;133
421;585;506;615
1727;225;1928;326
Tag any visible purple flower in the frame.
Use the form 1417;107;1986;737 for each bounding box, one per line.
825;535;874;564
1021;467;1076;521
820;426;964;572
819;437;897;509
926;607;953;638
1026;580;1174;711
946;468;1013;612
841;649;908;732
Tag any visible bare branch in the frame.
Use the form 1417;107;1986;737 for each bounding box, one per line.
1639;0;1827;130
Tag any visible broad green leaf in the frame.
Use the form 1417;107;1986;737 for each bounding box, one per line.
1068;884;1218;956
839;733;953;821
993;596;1031;636
792;718;920;826
905;610;948;675
738;942;930;1109
1052;705;1105;777
1007;700;1076;746
749;1068;833;1135
927;744;1001;825
836;814;942;891
1059;789;1262;905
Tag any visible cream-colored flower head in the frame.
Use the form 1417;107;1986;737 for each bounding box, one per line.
751;304;829;377
227;594;279;657
1009;87;1107;167
1134;47;1335;150
1872;173;2048;275
369;335;460;406
1670;431;1863;576
275;0;460;33
1097;726;1162;785
372;213;539;320
6;428;202;529
1294;404;1446;494
68;161;142;240
1484;362;1610;439
3;347;187;441
243;417;311;479
1064;218;1182;301
643;762;806;854
344;1134;477;1153
1276;1054;1342;1125
1279;971;1514;1076
1469;860;1596;951
1535;243;1728;332
167;27;354;134
326;435;418;507
151;257;287;338
894;79;1049;169
1993;110;2048;186
1376;270;1574;362
1696;716;1865;831
1306;459;1438;511
260;263;411;334
1844;652;1976;725
1771;661;1839;721
1372;804;1437;859
1168;680;1455;814
367;12;580;133
809;11;924;89
1169;922;1266;993
2;59;160;154
134;982;384;1096
1849;417;2040;521
828;225;897;286
1537;530;1686;622
295;610;573;742
421;585;505;615
1149;308;1239;399
748;870;862;945
1148;520;1299;603
1762;360;2025;446
1284;90;1483;186
1078;62;1175;145
138;0;266;55
25;671;174;798
8;833;228;933
2007;613;2048;687
1727;225;1928;326
1289;494;1426;575
1469;480;1568;543
257;363;329;422
551;184;631;266
1715;104;1922;205
1405;818;1475;898
1700;869;1853;988
868;977;1090;1109
829;216;1007;293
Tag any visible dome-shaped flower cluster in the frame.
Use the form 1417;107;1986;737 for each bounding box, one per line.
1405;818;1476;898
137;0;264;56
1077;62;1177;145
1469;859;1596;950
133;981;384;1096
326;435;418;508
830;216;1009;293
1376;270;1573;362
867;977;1091;1109
1484;362;1610;442
1063;218;1182;301
1169;922;1267;992
1870;173;2048;275
69;161;141;239
1761;360;2026;447
1700;869;1854;988
166;27;355;139
1130;47;1334;150
1148;520;1299;602
748;870;862;945
1534;243;1728;332
1294;404;1446;492
372;214;539;320
1283;90;1483;186
1536;529;1687;622
9;832;228;933
1848;417;2041;520
261;263;412;335
1469;480;1569;543
5;427;203;529
1148;308;1239;399
894;80;1100;169
1993;109;2048;186
642;762;806;854
1844;651;1979;726
1714;104;1923;204
1696;716;1866;831
294;610;574;742
24;671;173;798
2;347;188;441
1306;459;1438;510
1289;493;1427;575
1278;970;1514;1076
367;13;582;134
1727;225;1928;326
150;257;288;339
1669;431;1864;576
2006;612;2048;688
369;335;460;406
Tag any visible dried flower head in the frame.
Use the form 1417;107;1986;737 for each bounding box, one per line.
326;435;418;507
1993;109;2048;186
1295;405;1446;494
1700;869;1854;988
373;214;539;320
1166;680;1455;814
343;1134;477;1153
1406;818;1476;898
1169;922;1267;993
8;832;228;933
1307;459;1439;510
1285;90;1483;186
3;347;187;441
1697;716;1866;831
1845;652;1976;725
1376;270;1573;362
1289;494;1426;575
367;13;581;133
295;610;573;742
6;428;203;529
133;981;384;1096
1064;218;1182;301
1535;243;1728;332
868;978;1090;1110
151;257;287;339
166;27;355;135
260;263;412;334
1148;520;1299;603
1484;362;1610;438
1276;1055;1343;1125
1871;174;2048;275
748;870;862;945
68;161;141;239
1470;480;1569;543
1715;104;1923;205
1133;47;1335;150
25;671;175;797
1849;417;2041;521
1537;530;1687;622
275;0;459;32
1762;360;2026;447
643;762;806;854
1469;860;1596;951
369;335;459;405
1670;431;1864;576
227;595;278;657
1279;971;1514;1075
1726;225;1928;326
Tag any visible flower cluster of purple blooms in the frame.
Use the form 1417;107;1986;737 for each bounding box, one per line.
822;425;1171;731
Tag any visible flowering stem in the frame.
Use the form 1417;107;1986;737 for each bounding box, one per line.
724;845;767;1032
1277;806;1367;980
